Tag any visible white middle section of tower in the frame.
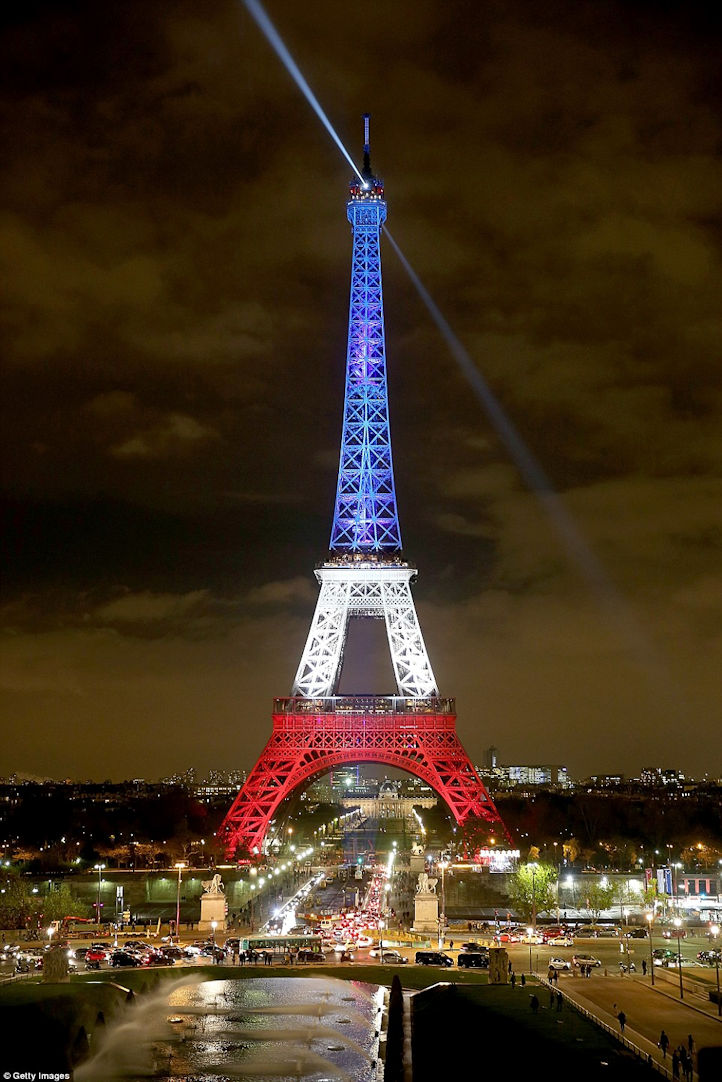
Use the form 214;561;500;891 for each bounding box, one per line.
291;562;438;699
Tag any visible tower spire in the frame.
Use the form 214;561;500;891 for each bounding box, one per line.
362;112;372;179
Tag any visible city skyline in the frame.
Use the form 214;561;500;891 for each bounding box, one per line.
2;1;721;783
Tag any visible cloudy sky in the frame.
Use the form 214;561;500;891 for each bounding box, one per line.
1;0;720;783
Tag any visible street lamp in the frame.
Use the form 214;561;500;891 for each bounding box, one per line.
645;911;655;986
211;919;217;947
711;924;720;1017
93;863;105;929
527;926;534;974
673;916;684;1000
529;862;538;932
438;860;448;949
174;861;187;945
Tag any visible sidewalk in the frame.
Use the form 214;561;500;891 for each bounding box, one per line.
547;972;721;1080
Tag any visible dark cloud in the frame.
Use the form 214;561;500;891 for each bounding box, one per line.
0;0;720;781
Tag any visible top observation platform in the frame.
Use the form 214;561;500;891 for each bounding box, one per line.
273;695;456;716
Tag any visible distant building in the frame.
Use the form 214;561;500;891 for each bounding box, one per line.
639;767;685;788
501;764;572;788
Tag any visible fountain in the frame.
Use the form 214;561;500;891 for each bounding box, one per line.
76;976;384;1081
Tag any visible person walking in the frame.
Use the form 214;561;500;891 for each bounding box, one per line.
556;991;563;1012
642;959;647;976
687;1034;694;1058
679;1046;689;1081
671;1049;680;1080
658;1030;670;1059
530;994;539;1014
521;973;526;987
617;1010;626;1034
510;972;516;989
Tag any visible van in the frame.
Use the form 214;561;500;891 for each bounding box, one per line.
415;951;454;967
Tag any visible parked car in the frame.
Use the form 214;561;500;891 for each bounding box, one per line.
84;948;108;966
160;946;184;960
141;948;173;966
460;941;484;951
548;957;572;971
572;954;601;968
110;950;140;968
457;952;489;968
415;951;454;967
697;949;722;965
547;936;574;947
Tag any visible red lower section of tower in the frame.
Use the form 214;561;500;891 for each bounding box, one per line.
219;697;510;858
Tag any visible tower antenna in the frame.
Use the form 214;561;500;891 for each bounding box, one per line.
362;112;372;178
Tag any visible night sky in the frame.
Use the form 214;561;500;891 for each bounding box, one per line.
1;0;721;783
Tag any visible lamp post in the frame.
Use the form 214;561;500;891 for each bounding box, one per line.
530;863;538;932
645;911;655;986
527;926;534;974
711;924;720;1017
174;861;187;945
94;865;104;926
438;860;448;948
211;919;217;946
673;916;684;999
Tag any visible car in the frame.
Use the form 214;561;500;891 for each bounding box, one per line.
371;949;407;964
457;952;489;968
461;942;484;951
110;950;140;968
546;936;574;947
662;928;687;940
356;935;373;948
84;948;108;965
415;951;454;967
572;954;601;968
697;949;722;965
296;949;326;962
521;933;545;944
548;957;572;971
160;946;184;960
141;948;173;966
496;932;522;943
624;928;648;939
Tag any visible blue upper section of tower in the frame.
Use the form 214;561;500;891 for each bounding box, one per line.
330;116;402;554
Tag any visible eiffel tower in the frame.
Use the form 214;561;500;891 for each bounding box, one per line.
220;116;508;858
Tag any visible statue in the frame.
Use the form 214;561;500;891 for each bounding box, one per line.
416;872;437;894
201;873;225;896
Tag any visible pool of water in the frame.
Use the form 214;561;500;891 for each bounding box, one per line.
79;976;385;1081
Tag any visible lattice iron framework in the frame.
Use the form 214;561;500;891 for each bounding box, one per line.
220;117;509;858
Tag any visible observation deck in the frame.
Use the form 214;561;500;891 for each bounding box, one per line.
273;695;456;716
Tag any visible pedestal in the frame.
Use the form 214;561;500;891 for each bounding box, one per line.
199;893;227;932
488;947;509;984
409;854;425;874
413;891;439;934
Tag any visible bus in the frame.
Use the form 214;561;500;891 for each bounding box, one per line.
240;934;324;955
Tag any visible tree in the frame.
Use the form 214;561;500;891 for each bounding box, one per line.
507;862;558;924
582;882;616;925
